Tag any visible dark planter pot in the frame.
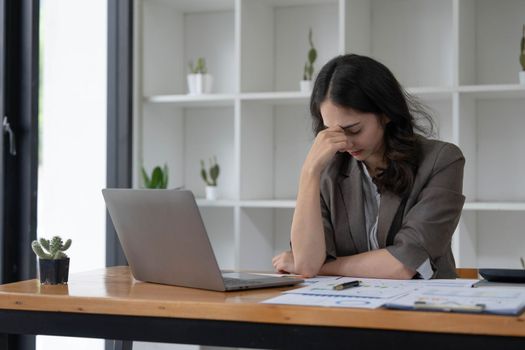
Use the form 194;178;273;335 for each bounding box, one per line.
38;258;70;285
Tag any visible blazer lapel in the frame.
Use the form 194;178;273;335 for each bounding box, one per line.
338;161;368;253
377;190;402;248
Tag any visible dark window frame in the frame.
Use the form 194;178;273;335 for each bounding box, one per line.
1;0;40;349
106;0;132;267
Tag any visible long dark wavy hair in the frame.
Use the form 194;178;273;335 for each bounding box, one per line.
310;54;435;197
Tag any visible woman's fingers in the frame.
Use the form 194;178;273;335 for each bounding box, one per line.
273;251;294;273
304;126;348;173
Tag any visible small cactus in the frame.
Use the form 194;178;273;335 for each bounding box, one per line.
32;236;72;260
520;25;525;71
188;57;207;74
200;156;220;186
303;28;317;80
141;164;168;189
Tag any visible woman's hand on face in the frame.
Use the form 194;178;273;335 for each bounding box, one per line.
272;251;295;274
303;126;347;176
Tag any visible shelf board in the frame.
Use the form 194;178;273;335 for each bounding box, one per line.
458;84;525;99
240;91;309;105
239;200;296;208
144;94;236;107
463;202;525;211
153;0;234;13
144;85;525;108
405;86;454;100
265;0;338;7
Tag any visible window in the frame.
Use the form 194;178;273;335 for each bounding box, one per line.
37;0;107;349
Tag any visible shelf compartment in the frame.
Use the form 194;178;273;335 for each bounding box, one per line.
238;207;294;270
458;0;525;85
418;96;454;144
475;211;525;269
240;101;312;200
240;0;339;92
458;96;525;202
141;0;236;96
343;0;454;88
200;206;236;270
140;104;236;199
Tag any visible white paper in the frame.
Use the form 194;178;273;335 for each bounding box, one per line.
262;277;484;310
284;277;477;299
384;286;525;315
261;293;385;309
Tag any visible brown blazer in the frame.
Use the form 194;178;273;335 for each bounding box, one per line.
319;137;465;278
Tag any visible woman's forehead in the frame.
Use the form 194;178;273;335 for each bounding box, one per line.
320;101;374;126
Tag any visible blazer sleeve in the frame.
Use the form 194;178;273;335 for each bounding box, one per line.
320;192;337;261
386;143;466;272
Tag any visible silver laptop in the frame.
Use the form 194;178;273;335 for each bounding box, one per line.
102;189;303;291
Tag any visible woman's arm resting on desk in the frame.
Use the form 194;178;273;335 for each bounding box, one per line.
319;249;416;279
283;127;349;277
273;248;416;279
272;170;325;276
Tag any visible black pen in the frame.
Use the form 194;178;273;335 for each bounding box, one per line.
333;280;361;290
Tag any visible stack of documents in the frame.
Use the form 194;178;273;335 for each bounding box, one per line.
261;276;525;315
384;287;525;315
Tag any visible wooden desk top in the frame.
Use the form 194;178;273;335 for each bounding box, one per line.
0;266;523;337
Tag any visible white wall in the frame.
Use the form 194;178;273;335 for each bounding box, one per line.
37;0;107;349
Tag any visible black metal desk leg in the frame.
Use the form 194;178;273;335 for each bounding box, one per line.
113;340;132;350
0;334;34;350
0;334;8;350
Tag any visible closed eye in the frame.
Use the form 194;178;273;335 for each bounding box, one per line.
341;122;361;135
344;127;361;135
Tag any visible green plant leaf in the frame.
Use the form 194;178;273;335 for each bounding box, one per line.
54;251;68;260
50;236;63;255
141;167;151;188
62;239;72;251
32;241;52;259
210;164;220;186
39;238;50;252
308;48;317;65
161;164;169;189
200;160;210;185
151;166;162;188
521;36;525;70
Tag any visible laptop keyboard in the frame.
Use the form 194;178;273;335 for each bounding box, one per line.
223;277;263;288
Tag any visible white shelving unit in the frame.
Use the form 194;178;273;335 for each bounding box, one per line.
134;0;525;272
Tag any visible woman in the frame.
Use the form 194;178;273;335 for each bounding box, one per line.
272;54;465;279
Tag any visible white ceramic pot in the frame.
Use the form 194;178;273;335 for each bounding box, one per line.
205;186;218;200
519;71;525;85
300;80;313;93
187;74;213;94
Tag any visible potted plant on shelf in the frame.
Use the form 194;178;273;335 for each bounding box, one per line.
32;236;72;285
141;164;169;189
201;156;220;200
519;24;525;85
187;57;213;94
300;28;317;93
